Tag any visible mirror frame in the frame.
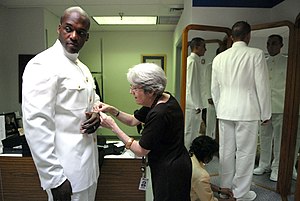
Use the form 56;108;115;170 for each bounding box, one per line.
251;21;295;198
180;24;231;113
251;20;298;199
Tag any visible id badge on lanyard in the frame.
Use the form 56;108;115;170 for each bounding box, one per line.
138;156;149;191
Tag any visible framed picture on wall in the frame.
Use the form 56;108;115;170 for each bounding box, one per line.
141;54;167;72
3;112;18;137
19;54;36;103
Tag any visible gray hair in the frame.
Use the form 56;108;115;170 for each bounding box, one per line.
127;63;167;95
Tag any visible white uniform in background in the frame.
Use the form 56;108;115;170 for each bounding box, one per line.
22;40;100;196
211;41;271;199
256;53;300;180
185;52;207;149
256;54;286;179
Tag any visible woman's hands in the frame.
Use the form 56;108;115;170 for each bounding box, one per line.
219;188;234;198
219;187;236;201
93;102;117;115
99;112;118;133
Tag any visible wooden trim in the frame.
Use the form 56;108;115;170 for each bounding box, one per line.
276;19;299;199
292;12;300;201
251;20;294;31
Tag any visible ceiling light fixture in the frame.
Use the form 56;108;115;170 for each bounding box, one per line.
93;12;157;25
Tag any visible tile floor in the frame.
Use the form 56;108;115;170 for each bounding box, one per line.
206;156;296;201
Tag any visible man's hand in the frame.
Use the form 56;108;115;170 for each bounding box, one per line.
51;179;72;201
208;98;214;105
195;108;201;114
219;187;234;198
81;112;101;134
261;119;271;125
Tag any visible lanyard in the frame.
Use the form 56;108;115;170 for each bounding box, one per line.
141;156;148;178
139;156;149;191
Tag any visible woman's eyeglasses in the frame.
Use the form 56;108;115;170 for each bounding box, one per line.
129;85;143;92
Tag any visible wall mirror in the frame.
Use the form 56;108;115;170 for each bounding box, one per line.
179;24;231;108
251;21;298;199
179;21;297;200
249;21;295;194
178;25;231;151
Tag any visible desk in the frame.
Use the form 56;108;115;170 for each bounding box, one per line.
0;155;145;201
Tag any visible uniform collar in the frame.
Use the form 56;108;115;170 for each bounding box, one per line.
232;41;247;47
190;52;201;61
54;39;79;62
268;53;282;59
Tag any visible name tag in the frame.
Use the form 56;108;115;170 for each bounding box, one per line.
138;177;148;191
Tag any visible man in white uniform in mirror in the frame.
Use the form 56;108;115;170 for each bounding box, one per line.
253;34;299;181
185;37;207;149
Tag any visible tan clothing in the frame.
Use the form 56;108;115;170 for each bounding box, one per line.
190;155;218;201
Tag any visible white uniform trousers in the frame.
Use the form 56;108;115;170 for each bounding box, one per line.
258;114;282;171
46;182;97;201
259;115;300;175
206;104;216;139
184;107;201;150
219;119;258;198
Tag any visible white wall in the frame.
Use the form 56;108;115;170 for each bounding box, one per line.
271;0;300;22
44;9;60;48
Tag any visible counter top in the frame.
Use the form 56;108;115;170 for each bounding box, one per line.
0;140;141;159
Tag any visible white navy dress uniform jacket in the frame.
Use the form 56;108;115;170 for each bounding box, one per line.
22;40;100;193
267;53;287;113
184;52;207;148
211;41;271;122
186;52;207;110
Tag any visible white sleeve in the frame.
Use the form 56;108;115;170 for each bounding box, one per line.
211;59;220;114
255;51;272;121
22;60;66;190
188;60;203;109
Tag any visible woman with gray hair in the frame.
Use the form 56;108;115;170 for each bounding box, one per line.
97;63;192;201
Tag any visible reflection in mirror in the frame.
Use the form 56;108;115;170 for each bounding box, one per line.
250;26;289;55
184;29;229;149
250;26;299;192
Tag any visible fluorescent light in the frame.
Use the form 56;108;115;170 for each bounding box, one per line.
93;16;157;25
